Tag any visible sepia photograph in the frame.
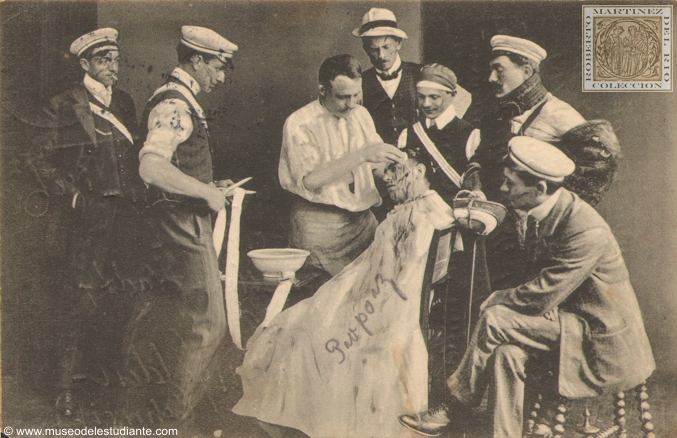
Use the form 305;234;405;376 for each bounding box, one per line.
1;1;676;437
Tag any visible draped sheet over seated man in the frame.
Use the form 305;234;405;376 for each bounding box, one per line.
233;149;463;437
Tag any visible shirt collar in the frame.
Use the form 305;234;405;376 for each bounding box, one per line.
426;103;457;130
528;188;563;222
171;67;201;96
375;54;402;76
83;73;112;106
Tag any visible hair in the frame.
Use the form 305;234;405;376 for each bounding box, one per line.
361;35;403;47
503;155;562;195
176;42;233;69
403;147;434;182
318;54;362;90
492;50;540;74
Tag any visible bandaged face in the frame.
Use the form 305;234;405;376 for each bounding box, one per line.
382;158;420;203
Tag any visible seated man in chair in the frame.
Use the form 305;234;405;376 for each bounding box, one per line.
399;136;655;438
233;146;462;437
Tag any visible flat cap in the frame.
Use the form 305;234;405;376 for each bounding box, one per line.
417;63;457;92
180;26;238;64
491;35;547;63
508;136;575;182
352;8;408;39
70;28;118;57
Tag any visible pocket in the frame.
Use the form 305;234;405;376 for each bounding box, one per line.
586;324;630;383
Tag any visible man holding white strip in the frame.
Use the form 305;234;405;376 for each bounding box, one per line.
36;28;144;418
121;26;237;431
397;63;480;205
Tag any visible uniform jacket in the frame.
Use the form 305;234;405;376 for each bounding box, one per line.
403;116;475;205
484;189;655;398
467;74;585;202
38;83;141;199
362;61;420;145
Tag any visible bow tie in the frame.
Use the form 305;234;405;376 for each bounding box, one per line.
376;66;402;81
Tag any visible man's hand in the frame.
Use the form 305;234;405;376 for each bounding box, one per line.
215;179;234;189
205;184;228;212
361;143;407;164
454;189;487;201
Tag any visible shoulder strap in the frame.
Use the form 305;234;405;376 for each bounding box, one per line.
519;98;548;135
412;122;462;188
150;82;209;131
88;101;134;144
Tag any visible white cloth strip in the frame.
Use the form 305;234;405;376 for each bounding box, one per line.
224;188;246;349
260;278;294;328
150;82;209;131
412;122;462;188
88;101;134;144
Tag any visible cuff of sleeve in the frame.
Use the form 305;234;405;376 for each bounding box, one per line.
139;130;178;161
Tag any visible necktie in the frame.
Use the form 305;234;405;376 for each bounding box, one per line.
525;215;539;259
376;65;403;81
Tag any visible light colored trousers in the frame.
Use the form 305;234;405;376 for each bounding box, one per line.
447;304;560;438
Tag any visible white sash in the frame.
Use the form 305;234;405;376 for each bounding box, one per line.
150;82;209;131
88;102;134;144
412;122;462;188
221;188;246;349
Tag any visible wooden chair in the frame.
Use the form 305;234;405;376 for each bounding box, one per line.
524;356;656;438
419;228;491;407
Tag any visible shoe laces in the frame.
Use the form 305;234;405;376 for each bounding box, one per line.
428;404;449;416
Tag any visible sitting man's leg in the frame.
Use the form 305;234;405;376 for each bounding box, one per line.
399;304;560;437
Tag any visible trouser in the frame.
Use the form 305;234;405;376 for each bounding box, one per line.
121;203;226;429
57;196;141;391
446;305;560;438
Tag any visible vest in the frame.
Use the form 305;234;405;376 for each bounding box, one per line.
83;90;143;199
405;117;474;204
362;62;420;145
140;82;213;203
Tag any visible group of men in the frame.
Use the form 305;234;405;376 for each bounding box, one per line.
37;7;654;438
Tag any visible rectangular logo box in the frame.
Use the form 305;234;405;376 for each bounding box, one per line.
583;5;672;91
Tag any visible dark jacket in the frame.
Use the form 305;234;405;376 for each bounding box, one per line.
362;61;420;145
38;83;141;200
483;189;655;397
403;116;475;205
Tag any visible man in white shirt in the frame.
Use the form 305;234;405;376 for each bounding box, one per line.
279;54;406;276
121;26;237;431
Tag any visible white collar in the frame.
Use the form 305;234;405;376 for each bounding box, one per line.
171;67;201;96
528;188;563;222
426;103;457;130
375;54;402;76
83;73;112;107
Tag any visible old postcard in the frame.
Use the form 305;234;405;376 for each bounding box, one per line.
1;1;675;437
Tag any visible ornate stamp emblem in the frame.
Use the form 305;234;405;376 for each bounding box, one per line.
583;6;672;91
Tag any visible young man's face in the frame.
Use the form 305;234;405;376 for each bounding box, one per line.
500;167;540;211
81;50;120;87
417;86;454;120
382;158;418;203
362;36;401;71
320;75;362;118
194;56;228;93
488;55;530;98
